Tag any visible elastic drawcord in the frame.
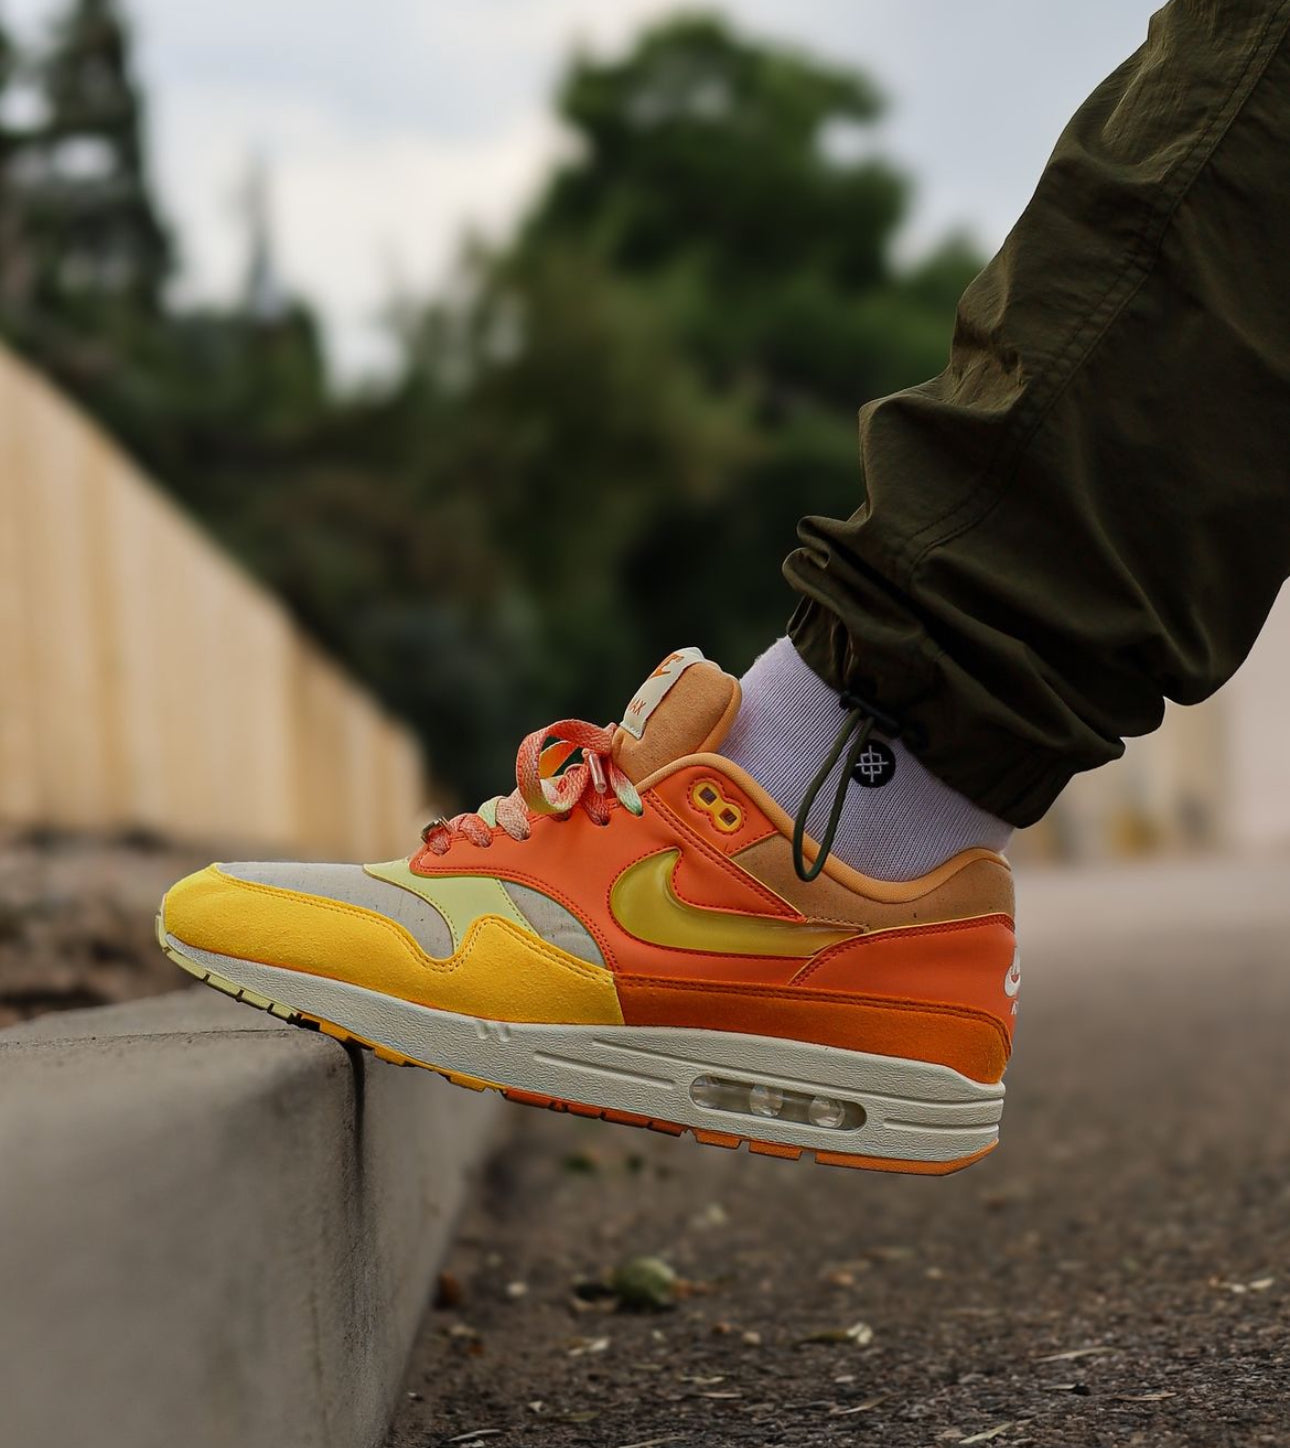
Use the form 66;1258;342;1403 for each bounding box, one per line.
790;693;901;882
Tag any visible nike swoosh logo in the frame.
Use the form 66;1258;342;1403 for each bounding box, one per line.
1004;950;1022;998
609;849;857;959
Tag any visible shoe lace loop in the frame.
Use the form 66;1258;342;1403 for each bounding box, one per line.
791;692;901;883
421;719;643;855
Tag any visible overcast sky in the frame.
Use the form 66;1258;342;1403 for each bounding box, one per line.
7;0;1162;379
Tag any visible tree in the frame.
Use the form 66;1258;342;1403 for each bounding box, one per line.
0;4;328;517
390;14;983;788
23;0;170;312
0;4;35;313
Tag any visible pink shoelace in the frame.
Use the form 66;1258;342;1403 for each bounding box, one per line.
420;719;643;855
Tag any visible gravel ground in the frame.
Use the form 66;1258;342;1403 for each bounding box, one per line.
0;827;213;1026
389;859;1290;1448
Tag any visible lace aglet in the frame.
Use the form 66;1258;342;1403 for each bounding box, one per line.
587;752;607;795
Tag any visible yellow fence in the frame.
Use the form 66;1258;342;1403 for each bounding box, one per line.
0;346;426;859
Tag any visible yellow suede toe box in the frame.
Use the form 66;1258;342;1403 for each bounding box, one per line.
161;865;623;1025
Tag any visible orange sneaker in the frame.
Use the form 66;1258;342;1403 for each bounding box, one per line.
159;649;1018;1174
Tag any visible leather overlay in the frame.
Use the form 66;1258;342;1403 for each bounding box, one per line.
408;768;809;976
616;977;1011;1084
646;754;1011;902
651;765;779;859
400;749;1019;1060
365;859;531;951
794;915;1019;1049
610;848;856;958
162;866;623;1023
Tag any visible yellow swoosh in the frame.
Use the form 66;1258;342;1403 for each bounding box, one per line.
610;849;857;958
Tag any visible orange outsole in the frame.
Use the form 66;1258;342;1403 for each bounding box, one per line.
162;926;998;1177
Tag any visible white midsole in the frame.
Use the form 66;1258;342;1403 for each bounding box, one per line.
168;936;1004;1162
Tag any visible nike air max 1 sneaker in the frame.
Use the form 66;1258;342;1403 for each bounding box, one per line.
159;648;1018;1174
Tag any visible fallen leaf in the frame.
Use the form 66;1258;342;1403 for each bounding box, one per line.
1033;1346;1113;1362
960;1425;1016;1445
692;1202;729;1229
434;1272;464;1310
567;1335;611;1356
1111;1392;1176;1402
611;1256;678;1311
447;1432;502;1444
800;1321;874;1347
445;1321;482;1354
829;1394;890;1415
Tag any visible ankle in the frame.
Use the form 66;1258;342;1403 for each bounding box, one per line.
720;639;1011;880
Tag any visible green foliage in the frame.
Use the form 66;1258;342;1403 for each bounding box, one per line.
385;14;982;792
23;0;171;310
0;6;982;806
0;1;329;544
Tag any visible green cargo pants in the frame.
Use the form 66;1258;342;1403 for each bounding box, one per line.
786;0;1290;826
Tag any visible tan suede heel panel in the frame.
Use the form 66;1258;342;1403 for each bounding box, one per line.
731;837;1015;932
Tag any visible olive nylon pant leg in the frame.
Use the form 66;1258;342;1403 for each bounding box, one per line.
785;0;1290;826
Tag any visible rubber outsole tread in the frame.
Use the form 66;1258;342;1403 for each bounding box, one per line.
158;920;996;1176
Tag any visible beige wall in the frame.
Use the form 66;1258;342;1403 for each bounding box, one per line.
0;346;426;858
1018;583;1290;862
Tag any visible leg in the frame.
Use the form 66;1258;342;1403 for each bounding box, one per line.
787;0;1290;825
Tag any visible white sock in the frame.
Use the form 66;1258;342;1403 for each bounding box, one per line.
720;638;1012;880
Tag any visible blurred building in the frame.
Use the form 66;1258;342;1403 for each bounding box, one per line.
1018;585;1290;862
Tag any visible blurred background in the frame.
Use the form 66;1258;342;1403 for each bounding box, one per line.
6;0;1290;1029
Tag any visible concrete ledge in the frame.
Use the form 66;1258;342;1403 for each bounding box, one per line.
0;989;502;1448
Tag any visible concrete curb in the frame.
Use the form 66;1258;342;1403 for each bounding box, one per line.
0;989;502;1448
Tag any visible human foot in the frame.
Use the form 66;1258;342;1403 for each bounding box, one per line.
159;648;1018;1173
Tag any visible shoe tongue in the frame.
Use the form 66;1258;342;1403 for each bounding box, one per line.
612;647;741;783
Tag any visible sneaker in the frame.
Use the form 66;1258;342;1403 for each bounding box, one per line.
159;648;1018;1173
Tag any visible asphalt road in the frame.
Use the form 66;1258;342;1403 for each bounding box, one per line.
389;857;1290;1448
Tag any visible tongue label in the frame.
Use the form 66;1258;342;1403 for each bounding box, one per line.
620;647;706;740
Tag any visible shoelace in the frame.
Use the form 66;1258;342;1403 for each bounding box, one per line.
791;692;901;882
421;719;643;854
